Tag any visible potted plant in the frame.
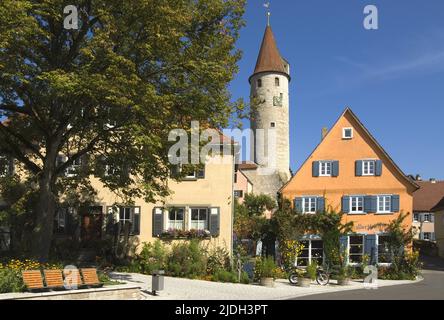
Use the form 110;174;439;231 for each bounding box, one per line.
297;261;317;287
336;265;351;285
255;256;276;287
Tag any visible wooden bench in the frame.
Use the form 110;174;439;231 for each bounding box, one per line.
80;268;104;288
63;268;85;289
43;269;65;290
22;270;46;292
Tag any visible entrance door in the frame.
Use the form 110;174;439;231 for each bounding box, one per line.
80;206;103;241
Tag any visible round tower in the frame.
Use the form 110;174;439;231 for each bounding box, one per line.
249;25;291;182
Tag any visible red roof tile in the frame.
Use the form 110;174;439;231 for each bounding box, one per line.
413;181;444;212
250;26;288;81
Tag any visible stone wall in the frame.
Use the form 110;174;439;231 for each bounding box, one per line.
0;284;142;300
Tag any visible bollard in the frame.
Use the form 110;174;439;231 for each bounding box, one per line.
152;270;165;295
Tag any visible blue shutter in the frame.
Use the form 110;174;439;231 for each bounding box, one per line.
197;166;205;179
7;157;14;175
391;195;400;212
355;160;363;176
339;236;348;257
431;233;436;241
131;208;140;235
375;160;383;176
332;161;339;177
152;207;164;237
312;161;320;177
294;197;303;213
364;196;371;213
106;207;117;235
419;232;424;240
209;207;220;236
364;234;377;265
342;196;350;213
364;196;377;213
431;214;435;223
316;197;325;213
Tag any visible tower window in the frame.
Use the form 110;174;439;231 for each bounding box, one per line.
270;122;276;128
257;79;262;88
275;77;280;86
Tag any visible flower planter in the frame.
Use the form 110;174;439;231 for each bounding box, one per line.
259;277;275;288
297;277;311;287
337;278;351;286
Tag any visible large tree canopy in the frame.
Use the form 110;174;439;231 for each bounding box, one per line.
0;0;245;260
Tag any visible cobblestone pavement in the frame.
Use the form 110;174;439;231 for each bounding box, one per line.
109;272;421;300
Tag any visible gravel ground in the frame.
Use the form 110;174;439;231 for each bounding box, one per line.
109;272;421;300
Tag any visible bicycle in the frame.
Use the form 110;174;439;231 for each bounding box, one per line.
288;265;330;286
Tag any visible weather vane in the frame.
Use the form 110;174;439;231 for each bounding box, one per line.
263;1;271;26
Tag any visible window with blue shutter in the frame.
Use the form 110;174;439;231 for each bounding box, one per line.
375;160;383;176
364;234;377;265
294;197;303;213
312;161;320;177
355;160;363;176
342;196;350;213
391;195;400;212
332;161;339;177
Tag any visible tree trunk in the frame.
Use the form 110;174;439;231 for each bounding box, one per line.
30;169;56;262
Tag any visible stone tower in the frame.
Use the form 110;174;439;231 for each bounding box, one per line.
249;25;291;182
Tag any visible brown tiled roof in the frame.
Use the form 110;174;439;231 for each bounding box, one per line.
249;26;288;81
432;196;444;212
237;161;258;170
413;181;444;212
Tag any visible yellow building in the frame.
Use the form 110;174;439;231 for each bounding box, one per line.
1;136;236;255
432;198;444;258
280;108;419;266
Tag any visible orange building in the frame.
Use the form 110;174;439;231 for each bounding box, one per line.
280;108;419;266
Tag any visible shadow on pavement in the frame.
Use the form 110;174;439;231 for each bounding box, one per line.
420;254;444;272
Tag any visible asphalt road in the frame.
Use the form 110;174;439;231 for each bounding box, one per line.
293;255;444;300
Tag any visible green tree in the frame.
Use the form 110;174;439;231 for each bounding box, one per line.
371;212;414;262
234;194;276;241
0;0;245;261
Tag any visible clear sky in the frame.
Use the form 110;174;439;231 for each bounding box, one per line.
228;0;444;180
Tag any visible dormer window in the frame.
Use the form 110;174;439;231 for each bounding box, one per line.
275;77;280;86
257;79;262;88
342;127;353;139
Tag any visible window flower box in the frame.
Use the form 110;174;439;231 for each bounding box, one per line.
160;228;211;240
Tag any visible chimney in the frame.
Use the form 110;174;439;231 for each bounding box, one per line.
415;174;422;181
321;127;328;140
430;178;437;183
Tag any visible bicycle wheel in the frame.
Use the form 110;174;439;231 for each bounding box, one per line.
316;271;329;286
289;273;298;285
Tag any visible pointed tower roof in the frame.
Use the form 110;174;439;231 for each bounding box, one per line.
249;26;289;82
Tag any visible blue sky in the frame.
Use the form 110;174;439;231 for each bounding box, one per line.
228;0;444;180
